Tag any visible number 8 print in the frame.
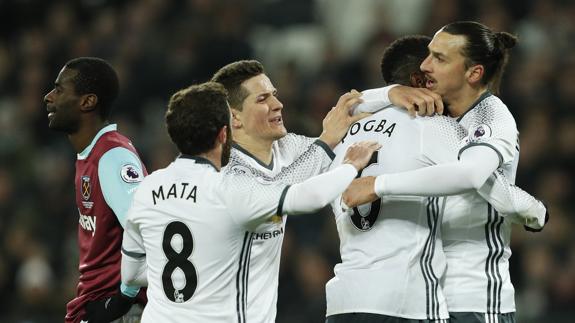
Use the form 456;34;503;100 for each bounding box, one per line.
162;221;198;302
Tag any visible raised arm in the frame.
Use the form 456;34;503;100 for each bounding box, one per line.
354;85;444;116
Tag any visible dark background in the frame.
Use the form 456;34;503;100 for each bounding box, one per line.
0;0;573;322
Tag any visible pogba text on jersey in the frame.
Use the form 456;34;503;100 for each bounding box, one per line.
341;118;396;143
152;182;198;205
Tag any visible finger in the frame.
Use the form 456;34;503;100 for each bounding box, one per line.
433;93;444;115
421;89;443;115
369;142;382;150
349;112;371;123
345;97;364;109
406;104;417;117
423;96;434;116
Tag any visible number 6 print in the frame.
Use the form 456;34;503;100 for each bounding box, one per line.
350;151;382;231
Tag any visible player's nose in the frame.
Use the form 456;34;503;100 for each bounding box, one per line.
420;55;432;73
44;90;54;104
270;95;283;111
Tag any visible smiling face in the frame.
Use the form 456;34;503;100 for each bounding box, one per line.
233;73;287;145
43;67;83;134
420;31;470;103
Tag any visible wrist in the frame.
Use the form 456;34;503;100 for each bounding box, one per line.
374;175;386;196
318;133;337;149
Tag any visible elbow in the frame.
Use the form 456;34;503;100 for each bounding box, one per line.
458;165;490;191
468;175;488;191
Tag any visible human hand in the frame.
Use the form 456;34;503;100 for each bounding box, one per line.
524;201;549;233
342;141;381;172
319;90;370;148
342;177;379;208
389;85;444;116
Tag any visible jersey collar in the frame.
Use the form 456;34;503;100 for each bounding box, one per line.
232;143;274;170
178;154;217;171
456;91;492;122
77;124;117;160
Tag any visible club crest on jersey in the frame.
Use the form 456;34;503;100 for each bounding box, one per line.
469;124;492;143
229;164;254;176
121;164;142;183
81;176;91;201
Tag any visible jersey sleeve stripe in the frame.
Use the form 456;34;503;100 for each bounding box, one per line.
276;185;291;216
121;247;145;259
313;139;336;160
458;142;504;166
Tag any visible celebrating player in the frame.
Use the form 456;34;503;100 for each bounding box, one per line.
44;57;147;323
210;60;371;322
343;21;548;323
120;82;380;322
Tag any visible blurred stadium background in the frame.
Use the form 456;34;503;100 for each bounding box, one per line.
0;0;573;322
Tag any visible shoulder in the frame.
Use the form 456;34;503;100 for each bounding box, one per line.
472;95;516;126
422;115;465;136
98;147;145;183
276;133;314;149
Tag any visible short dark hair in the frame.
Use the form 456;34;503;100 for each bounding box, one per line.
380;35;431;86
442;21;517;95
211;60;264;110
165;82;230;155
64;57;119;119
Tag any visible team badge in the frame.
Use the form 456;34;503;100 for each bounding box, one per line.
469;124;492;143
81;176;91;201
120;164;143;183
229;164;254;176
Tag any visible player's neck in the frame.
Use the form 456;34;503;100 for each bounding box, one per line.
233;135;273;165
68;119;109;153
446;86;488;118
197;150;222;171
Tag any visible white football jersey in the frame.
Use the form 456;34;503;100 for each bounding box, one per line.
222;133;334;323
442;92;519;314
327;107;466;320
122;156;291;323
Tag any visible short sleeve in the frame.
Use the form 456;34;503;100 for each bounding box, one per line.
458;96;518;166
122;200;146;258
99;147;145;227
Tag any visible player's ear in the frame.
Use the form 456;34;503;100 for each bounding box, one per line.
466;64;484;85
80;94;98;112
230;108;242;129
216;126;228;145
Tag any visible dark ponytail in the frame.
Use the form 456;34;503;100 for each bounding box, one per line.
495;31;518;50
442;21;517;95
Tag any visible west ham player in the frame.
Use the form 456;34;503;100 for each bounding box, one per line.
44;57;147;323
120;82;380;323
344;22;548;323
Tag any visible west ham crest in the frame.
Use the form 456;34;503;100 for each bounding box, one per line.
81;176;91;201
